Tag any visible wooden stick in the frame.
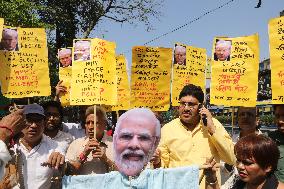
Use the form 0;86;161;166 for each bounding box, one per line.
93;105;97;139
199;156;214;185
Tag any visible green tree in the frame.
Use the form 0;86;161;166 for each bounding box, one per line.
32;0;164;48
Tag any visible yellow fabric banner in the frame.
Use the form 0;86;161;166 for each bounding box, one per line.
206;58;212;79
58;48;72;106
210;34;259;107
70;38;117;105
172;44;207;106
59;67;72;106
130;46;172;111
0;27;50;98
112;55;130;111
269;16;284;104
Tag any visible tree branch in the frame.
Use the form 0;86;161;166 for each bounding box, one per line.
103;15;127;22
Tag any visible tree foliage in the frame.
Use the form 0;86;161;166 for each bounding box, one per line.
32;0;164;48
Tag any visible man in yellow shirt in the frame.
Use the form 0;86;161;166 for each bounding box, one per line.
152;84;235;188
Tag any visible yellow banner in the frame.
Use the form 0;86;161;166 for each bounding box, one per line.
206;58;212;79
131;46;172;111
112;55;130;111
59;67;72;106
269;17;284;104
172;44;207;106
210;34;259;107
0;27;50;98
0;18;3;41
70;38;117;105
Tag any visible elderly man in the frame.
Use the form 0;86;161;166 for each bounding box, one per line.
268;104;284;182
74;40;91;61
58;48;72;67
152;84;235;188
174;45;186;66
0;28;19;51
8;104;65;189
214;40;231;61
66;106;114;175
63;108;200;189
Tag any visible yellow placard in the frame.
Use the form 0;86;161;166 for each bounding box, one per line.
0;27;50;98
206;58;212;79
112;55;130;111
172;44;207;106
210;34;259;107
130;46;172;111
70;38;117;105
59;67;72;106
269;17;284;104
0;18;4;41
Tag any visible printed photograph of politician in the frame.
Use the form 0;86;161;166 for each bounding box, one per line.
214;39;232;61
58;48;72;67
0;28;19;51
73;40;91;61
174;44;186;66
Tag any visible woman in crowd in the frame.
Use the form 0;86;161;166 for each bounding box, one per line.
205;134;284;189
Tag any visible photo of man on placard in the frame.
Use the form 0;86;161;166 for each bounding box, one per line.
174;45;186;66
58;48;72;67
0;28;19;51
73;40;91;61
214;39;232;61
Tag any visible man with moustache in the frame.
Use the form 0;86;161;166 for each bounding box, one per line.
174;45;186;66
42;101;73;154
65;106;114;175
268;104;284;182
11;104;65;189
152;84;235;188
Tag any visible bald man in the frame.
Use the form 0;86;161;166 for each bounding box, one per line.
74;40;91;61
58;48;72;67
174;45;186;66
214;40;232;61
0;28;19;51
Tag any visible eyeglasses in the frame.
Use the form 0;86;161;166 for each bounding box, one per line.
25;117;44;127
179;101;199;109
45;112;60;118
117;132;156;145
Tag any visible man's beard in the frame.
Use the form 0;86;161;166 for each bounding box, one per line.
114;145;156;176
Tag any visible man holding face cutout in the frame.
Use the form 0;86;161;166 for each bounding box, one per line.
63;108;200;189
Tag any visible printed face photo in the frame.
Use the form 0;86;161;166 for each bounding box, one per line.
174;45;186;66
214;39;232;61
58;48;72;67
0;28;19;51
73;40;91;61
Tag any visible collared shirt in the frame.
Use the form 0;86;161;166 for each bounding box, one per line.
158;118;235;188
268;130;284;182
16;135;63;189
66;132;113;175
51;130;73;154
62;122;85;140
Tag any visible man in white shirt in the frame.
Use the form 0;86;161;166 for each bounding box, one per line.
42;101;73;154
14;104;65;189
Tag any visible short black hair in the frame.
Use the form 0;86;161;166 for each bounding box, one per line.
41;101;63;119
179;84;204;103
